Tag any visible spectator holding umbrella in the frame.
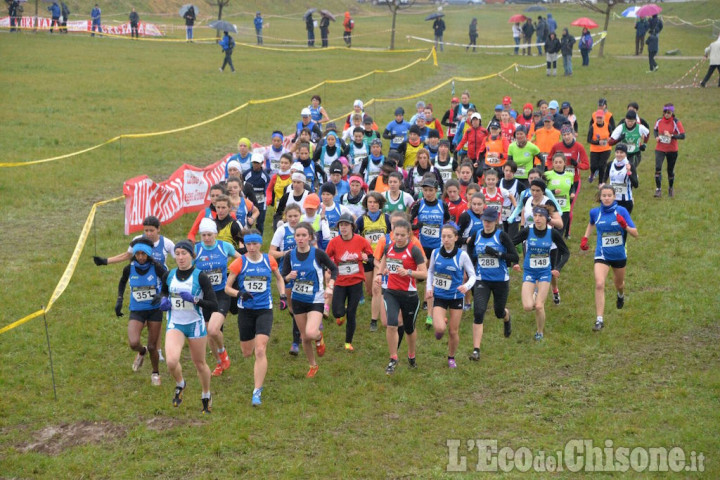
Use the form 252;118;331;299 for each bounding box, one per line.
510;17;524;55
522;17;535;56
129;7;140;39
648;14;663;36
700;34;720;88
433;13;446;52
319;12;330;48
305;10;315;47
579;27;593;66
218;30;236;73
183;6;196;42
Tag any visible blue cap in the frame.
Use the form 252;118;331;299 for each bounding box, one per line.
548;100;559;110
494;104;503;111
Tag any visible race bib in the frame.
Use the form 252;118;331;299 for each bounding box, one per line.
328;229;340;239
365;231;384;245
255;193;266;205
600;139;608;146
502;205;513;220
243;276;266;293
131;286;156;302
659;135;672;144
566;166;575;176
626;144;636;153
171;294;193;310
487;203;502;213
612;183;628;197
516;166;526;177
486;153;500;166
440;171;452;181
207;268;223;286
292;280;314;295
433;273;452;290
529;255;550;269
421;224;440;238
602;233;623;248
448;127;456;136
557;196;568;208
386;258;403;274
393;136;405;145
478;255;499;269
338;261;360;276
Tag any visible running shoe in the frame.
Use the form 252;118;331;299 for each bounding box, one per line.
654;188;662;198
422;301;427;310
132;349;146;372
369;320;378;332
151;373;161;386
289;343;299;356
201;395;212;414
425;315;433;329
359;296;365;305
306;365;319;378
616;294;624;310
344;343;354;352
463;303;472;311
173;385;184;407
553;291;561;305
504;316;512;338
219;350;231;371
316;332;326;357
448;358;457;369
593;321;604;332
211;363;224;377
668;187;674;198
408;357;417;369
385;358;398;375
534;332;544;341
588;172;595;183
158;348;165;362
252;387;263;407
469;350;480;361
336;316;345;326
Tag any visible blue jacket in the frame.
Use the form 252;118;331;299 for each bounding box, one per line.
646;33;658;53
48;3;60;18
635;19;648;37
547;14;557;33
254;16;263;31
219;34;235;52
91;7;101;22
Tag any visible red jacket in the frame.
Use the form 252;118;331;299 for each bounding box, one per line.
456;126;488;162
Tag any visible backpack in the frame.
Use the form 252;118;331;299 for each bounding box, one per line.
228;36;235;49
580;34;593;50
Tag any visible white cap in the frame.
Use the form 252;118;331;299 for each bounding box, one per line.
226;160;242;172
470;112;482;121
353;99;363;109
251;152;264;163
290;162;304;173
291;172;306;182
301;107;311;116
198;218;218;234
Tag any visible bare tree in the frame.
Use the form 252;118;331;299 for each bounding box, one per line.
577;0;625;58
206;0;230;21
383;0;416;50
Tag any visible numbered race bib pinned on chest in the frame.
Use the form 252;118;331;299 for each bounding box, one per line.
478;255;500;269
421;224;440;238
529;254;550;269
433;273;452;290
131;286;156;302
386;258;402;274
338;261;360;276
243;276;266;293
612;183;628;197
601;232;623;248
292;280;314;295
207;269;223;286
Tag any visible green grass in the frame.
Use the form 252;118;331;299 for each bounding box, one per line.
1;1;720;478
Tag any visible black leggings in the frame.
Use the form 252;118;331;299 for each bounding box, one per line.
473;280;510;325
655;150;678;188
384;290;419;334
590;150;611;184
332;282;364;343
560;211;570;238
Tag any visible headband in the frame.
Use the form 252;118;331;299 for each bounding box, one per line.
244;234;263;244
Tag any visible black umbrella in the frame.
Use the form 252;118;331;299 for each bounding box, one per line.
524;5;547;12
179;4;198;17
209;20;237;33
320;9;336;21
425;12;445;21
303;8;317;20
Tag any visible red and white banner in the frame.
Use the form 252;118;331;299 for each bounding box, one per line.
123;156;230;235
0;16;164;36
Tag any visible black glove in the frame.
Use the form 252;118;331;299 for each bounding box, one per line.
240;292;254;302
279;294;288;310
151;295;161;306
640;144;646;151
115;296;124;317
484;246;502;259
93;256;108;266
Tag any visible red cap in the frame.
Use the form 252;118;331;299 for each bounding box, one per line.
451;97;459;103
502;96;512;105
523;103;533;111
594;109;605;118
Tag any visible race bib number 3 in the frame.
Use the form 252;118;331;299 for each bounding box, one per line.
529;255;550;269
338;261;360;276
131;287;156;302
243;276;266;293
602;233;623;247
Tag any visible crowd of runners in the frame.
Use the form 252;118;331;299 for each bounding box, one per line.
95;93;685;413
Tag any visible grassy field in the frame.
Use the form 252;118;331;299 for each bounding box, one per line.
1;1;720;478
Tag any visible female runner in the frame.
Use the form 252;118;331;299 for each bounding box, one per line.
158;241;218;413
269;204;300;355
425;224;475;368
226;230;286;405
581;185;638;331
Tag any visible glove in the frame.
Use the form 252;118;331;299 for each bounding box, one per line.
580;237;589;251
159;297;172;311
179;291;195;304
279;294;288;311
640;144;646;152
616;214;628;230
484;246;501;258
151;295;161;306
115;296;124;317
240;292;254;302
93;256;108;266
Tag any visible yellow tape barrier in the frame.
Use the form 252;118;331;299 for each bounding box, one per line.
0;49;436;168
0;196;123;335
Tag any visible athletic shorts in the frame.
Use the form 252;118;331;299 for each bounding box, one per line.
203;290;230;322
129;309;162;323
384;289;419;332
363;257;375;273
292;300;324;315
433;297;464;310
423;246;435;260
167;319;207;339
238;308;273;342
595;258;627;269
523;269;552;284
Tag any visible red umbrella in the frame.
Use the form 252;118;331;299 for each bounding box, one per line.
571;17;599;29
636;4;662;18
509;14;527;23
